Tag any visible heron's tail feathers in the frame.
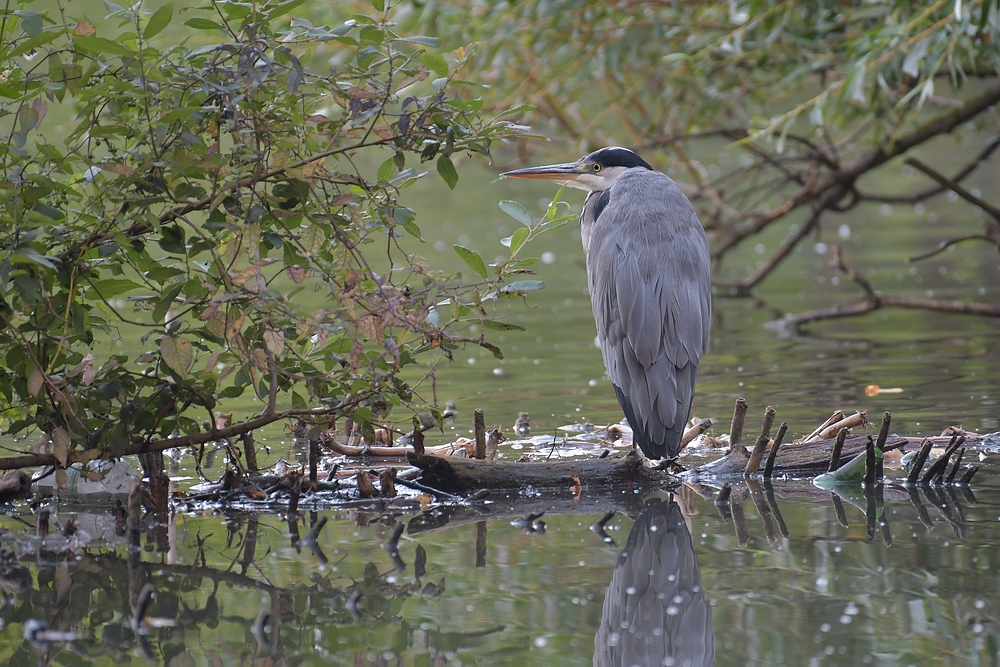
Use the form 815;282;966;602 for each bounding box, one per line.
613;384;688;461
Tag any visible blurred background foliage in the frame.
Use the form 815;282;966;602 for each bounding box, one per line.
391;0;1000;315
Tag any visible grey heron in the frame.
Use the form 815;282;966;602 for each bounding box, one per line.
502;147;711;460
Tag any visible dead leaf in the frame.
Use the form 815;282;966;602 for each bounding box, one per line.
331;194;359;207
31;432;51;454
250;347;268;370
160;335;194;379
27;367;44;397
344;86;376;100
286;265;307;284
569;474;582;500
52;427;71;466
263;329;285;356
55;468;68;490
74;20;95;36
70;448;101;465
301;158;325;180
100;163;135;175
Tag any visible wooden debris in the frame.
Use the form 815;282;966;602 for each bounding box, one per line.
728;397;748;448
474;409;486;460
815;410;868;441
356;470;377;499
906;439;934;486
681;418;714;449
744;406;775;476
690;431;905;480
485;426;503;460
379;468;397;498
763;423;787;479
803;410;846;443
828;428;848;472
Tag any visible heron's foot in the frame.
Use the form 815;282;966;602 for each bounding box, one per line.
653;457;686;473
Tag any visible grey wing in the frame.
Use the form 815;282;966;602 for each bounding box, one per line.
587;170;711;458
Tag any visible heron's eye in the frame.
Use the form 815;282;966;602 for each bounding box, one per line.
592;164;602;172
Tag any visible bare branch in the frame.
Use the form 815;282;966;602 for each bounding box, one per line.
908;233;1000;262
904;156;1000;224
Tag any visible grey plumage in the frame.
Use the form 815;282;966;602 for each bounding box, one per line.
502;148;711;459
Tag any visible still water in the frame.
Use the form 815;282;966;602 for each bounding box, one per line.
1;156;999;664
2;475;1000;665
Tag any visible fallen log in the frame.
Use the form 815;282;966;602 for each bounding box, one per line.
686;433;907;481
407;449;672;494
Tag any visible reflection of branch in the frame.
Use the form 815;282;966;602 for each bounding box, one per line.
904;157;1000;223
774;245;1000;328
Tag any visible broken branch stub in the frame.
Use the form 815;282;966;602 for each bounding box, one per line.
729;397;748;450
745;406;776;476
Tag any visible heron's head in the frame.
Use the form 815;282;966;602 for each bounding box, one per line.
501;146;653;192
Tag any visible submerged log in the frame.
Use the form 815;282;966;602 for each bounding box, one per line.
407;449;672;494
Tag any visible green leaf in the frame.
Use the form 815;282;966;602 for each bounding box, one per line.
160;335;193;379
267;0;309;21
508;227;529;254
501;280;546;294
534;218;570;238
370;0;385;11
376;156;395;183
499;200;532;226
184;18;226;31
143;4;172;40
395;36;440;47
422;53;449;77
480;340;504;360
10;248;57;270
15;11;43;38
481;319;526;331
152;282;184;324
437;155;458;190
453;245;488;280
91;278;141;298
73;36;133;57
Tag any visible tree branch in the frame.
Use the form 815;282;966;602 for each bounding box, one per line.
904;156;1000;224
713;84;1000;258
0;402;365;472
771;245;1000;330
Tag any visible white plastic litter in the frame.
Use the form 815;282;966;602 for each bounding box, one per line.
32;458;140;496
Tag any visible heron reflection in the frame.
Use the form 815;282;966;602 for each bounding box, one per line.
595;497;714;667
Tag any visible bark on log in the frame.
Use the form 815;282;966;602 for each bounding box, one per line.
406;450;671;494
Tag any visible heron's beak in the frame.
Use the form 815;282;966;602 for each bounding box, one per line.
500;161;585;185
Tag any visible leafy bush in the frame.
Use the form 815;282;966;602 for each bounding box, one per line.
0;0;534;468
